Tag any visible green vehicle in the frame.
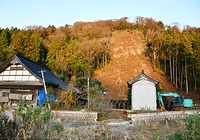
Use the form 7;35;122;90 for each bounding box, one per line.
157;92;193;111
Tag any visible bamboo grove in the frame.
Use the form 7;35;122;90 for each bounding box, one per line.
0;17;200;94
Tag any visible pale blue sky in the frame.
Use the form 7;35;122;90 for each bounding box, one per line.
1;0;199;29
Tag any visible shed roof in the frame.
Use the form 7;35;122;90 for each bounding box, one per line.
127;70;159;87
0;53;68;90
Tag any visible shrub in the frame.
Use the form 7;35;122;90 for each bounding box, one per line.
0;100;64;139
167;112;200;140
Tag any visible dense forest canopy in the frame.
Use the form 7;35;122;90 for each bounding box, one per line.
1;16;200;94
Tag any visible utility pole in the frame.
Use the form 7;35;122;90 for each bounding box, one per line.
39;70;50;110
40;70;47;95
87;77;90;110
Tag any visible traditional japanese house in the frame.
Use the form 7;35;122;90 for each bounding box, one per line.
127;70;158;110
0;53;68;106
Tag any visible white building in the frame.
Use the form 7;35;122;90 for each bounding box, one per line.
127;70;158;110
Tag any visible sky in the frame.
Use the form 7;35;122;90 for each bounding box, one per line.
0;0;200;29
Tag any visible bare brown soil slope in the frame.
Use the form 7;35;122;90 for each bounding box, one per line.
93;30;178;100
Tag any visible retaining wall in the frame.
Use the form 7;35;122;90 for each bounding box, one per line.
128;110;199;124
51;110;98;123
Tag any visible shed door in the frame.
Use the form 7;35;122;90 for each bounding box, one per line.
131;80;157;110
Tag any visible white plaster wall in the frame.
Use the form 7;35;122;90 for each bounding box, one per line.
0;65;39;81
131;80;157;110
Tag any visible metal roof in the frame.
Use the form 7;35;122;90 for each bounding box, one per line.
0;53;68;90
127;70;159;87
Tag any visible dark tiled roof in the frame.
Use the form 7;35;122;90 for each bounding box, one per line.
127;70;159;87
0;53;68;90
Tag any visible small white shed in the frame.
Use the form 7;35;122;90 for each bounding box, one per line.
127;70;158;111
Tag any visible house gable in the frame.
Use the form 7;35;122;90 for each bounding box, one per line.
127;70;158;110
0;64;40;82
0;53;68;106
0;53;68;90
127;70;158;87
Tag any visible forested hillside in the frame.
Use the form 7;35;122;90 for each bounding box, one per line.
1;17;200;99
93;30;178;100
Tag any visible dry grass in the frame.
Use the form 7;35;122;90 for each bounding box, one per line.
57;119;186;140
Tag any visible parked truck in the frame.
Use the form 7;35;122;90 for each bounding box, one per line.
157;92;193;111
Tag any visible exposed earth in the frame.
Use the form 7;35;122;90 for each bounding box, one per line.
93;30;200;105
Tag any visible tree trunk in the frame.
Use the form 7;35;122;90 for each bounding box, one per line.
175;54;178;88
180;62;183;92
189;70;192;90
178;63;180;89
194;68;197;93
97;57;99;68
185;60;188;94
102;53;104;67
169;53;173;82
105;52;107;67
153;51;156;67
172;53;175;85
164;58;167;73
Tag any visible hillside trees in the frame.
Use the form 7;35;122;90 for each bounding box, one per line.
163;25;181;88
9;29;47;64
137;17;200;93
76;38;103;75
46;38;66;71
134;16;200;93
0;29;12;65
135;17;165;69
181;27;200;93
0;17;200;94
23;32;43;62
98;37;111;68
192;30;200;92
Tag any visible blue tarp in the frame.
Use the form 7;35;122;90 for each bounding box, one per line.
38;90;46;106
49;94;56;101
38;90;55;106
